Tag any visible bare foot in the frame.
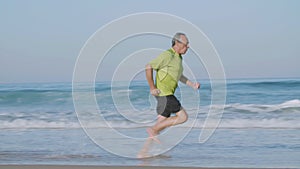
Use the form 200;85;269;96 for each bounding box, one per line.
147;127;157;137
146;127;160;143
137;151;150;159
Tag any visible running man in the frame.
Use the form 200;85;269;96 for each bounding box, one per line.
145;32;200;141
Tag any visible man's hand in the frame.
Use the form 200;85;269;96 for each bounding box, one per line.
150;88;161;96
192;82;200;90
187;80;200;90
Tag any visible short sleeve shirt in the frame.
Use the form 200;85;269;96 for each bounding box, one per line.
149;48;183;96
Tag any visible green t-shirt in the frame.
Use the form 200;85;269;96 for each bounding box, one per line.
149;48;183;96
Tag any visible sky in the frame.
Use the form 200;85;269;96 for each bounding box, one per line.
1;0;300;83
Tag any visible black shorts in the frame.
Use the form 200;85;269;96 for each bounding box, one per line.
155;95;182;117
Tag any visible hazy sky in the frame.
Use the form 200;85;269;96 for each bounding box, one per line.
1;0;300;83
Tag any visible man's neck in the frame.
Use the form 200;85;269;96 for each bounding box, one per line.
172;46;180;54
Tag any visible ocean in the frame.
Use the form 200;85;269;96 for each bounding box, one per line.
0;78;299;168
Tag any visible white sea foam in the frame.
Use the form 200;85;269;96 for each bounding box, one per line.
0;100;300;129
1;117;299;129
1;100;299;129
225;99;300;113
0;119;81;129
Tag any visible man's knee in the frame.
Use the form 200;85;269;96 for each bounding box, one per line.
177;109;188;123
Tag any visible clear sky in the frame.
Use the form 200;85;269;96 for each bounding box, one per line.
1;0;300;83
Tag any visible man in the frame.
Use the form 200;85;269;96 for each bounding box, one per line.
145;32;200;141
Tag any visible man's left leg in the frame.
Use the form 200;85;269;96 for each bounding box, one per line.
148;109;188;136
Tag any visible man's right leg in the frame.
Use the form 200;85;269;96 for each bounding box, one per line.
147;115;166;138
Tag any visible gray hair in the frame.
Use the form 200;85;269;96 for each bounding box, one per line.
172;32;186;47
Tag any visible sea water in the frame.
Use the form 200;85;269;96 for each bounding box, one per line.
0;78;299;168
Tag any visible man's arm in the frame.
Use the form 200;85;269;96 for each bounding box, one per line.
145;64;160;96
180;75;200;90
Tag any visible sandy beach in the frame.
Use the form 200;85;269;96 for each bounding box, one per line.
0;165;283;169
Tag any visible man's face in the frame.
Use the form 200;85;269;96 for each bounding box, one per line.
177;35;189;55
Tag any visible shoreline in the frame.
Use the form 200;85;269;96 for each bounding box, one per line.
0;165;295;169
